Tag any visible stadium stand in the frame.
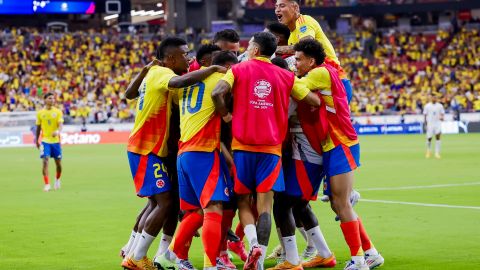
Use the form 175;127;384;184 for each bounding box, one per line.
1;24;479;121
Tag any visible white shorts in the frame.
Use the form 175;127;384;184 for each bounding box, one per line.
426;124;441;138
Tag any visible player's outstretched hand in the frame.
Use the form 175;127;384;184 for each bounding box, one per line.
145;59;160;70
211;65;228;74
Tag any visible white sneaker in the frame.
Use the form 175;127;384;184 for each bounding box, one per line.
176;259;196;270
301;246;316;261
344;260;369;270
43;184;51;192
365;253;384;269
54;180;61;190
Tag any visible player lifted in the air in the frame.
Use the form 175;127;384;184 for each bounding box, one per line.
423;94;445;159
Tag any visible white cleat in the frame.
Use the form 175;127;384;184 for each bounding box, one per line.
43;184;51;192
54;180;61;190
266;245;283;260
365;253;384;269
344;260;369;270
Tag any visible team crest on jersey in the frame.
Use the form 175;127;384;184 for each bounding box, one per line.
156;180;165;188
224;187;230;197
253;79;272;99
52;113;57;118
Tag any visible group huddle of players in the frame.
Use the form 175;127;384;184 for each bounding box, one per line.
119;1;385;270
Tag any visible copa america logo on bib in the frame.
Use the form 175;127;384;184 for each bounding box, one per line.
254;79;272;99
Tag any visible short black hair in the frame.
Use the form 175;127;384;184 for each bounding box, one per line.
156;37;188;60
271;56;289;70
293;39;326;65
44;92;54;99
252;32;277;57
212;51;239;66
196;44;221;63
213;29;240;43
267;22;290;41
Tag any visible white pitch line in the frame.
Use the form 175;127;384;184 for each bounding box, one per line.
357;182;480;191
361;199;480;210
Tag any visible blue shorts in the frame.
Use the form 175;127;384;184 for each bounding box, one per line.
323;144;360;196
342;79;353;104
40;142;62;159
127;151;172;197
284;158;325;201
233;151;284;195
177;151;230;210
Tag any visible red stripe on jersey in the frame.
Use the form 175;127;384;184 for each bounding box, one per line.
178;115;221;155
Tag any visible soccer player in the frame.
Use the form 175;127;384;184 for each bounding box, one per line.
212;31;321;270
122;37;227;270
423;94;445;159
268;56;336;270
294;39;384;270
190;29;240;71
274;0;353;102
174;51;239;270
35;92;63;192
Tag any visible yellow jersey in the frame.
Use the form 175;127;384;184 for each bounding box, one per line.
127;66;177;157
288;14;339;65
36;107;63;144
299;67;358;152
177;68;223;155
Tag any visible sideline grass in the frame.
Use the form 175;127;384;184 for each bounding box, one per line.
1;134;479;269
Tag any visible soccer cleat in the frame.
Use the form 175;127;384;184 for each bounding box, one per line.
267;260;303;270
425;150;431;159
154;254;178;270
302;254;336;268
218;253;237;270
54;180;61;190
301;246;316;261
120;247;127;258
122;256;156;270
435;153;441;159
43;184;51;192
243;245;262;270
343;260;369;270
176;259;195;270
365;253;384;269
266;245;283;260
228;240;248;262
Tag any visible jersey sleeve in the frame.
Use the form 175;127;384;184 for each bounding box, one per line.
291;77;310;100
57;110;64;123
297;18;317;40
36;112;41;125
149;67;178;92
298;67;331;91
221;69;235;88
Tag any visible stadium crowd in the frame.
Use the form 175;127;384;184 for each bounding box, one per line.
1;24;479;122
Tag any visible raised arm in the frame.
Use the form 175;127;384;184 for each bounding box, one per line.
168;65;227;89
125;59;160;100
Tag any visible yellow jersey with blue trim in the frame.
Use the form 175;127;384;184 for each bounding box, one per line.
127;66;177;157
177;68;224;155
36;107;63;144
288;14;339;65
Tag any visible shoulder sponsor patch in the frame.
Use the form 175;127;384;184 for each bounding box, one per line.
300;25;307;33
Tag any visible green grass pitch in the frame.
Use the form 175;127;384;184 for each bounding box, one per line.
1;134;480;270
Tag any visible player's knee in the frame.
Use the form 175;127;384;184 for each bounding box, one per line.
205;201;223;214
